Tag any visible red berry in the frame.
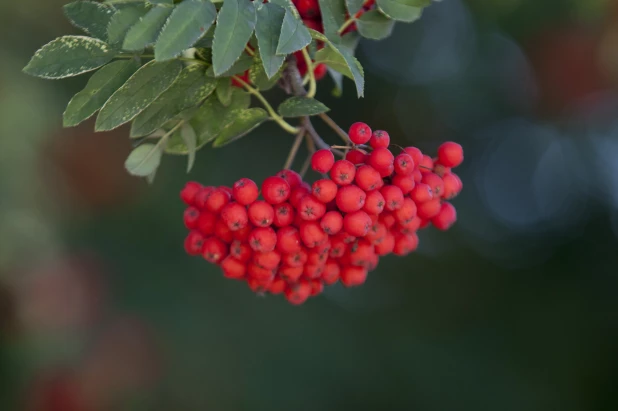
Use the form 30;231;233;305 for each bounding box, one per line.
437;142;464;168
346;148;368;165
393;233;419;256
392;174;415;195
431;202;457;230
230;240;252;262
184;230;205;255
298;195;327;221
403;146;423;165
363;189;386;214
421;173;445;198
202;237;228;264
320;210;344;235
285;280;311;305
310;280;324;296
221;256;246;279
180;181;203;205
394;153;414;175
340;266;368;287
368;147;394;170
330;159;356;185
196;211;217;235
380;185;404;211
322;260;340;285
277;226;302;254
442;173;462;200
313;63;327;80
269;278;287;295
254;251;281;270
220;202;249;231
312;179;338;203
336;185;367;213
184;207;200;229
249;227;277;252
355;165;383;191
348;122;372;145
283;250;308;268
295;0;320;19
289;183;311;208
214;219;234;243
300;221;327;248
248;201;274;227
206;188;231;213
273;202;295;227
276;169;302;189
248;263;275;282
375;232;395;256
280;265;304;282
369;130;390;149
378;164;394;178
416;198;442;219
232;178;258;205
343;210;372;237
418;155;434;174
311;149;335;173
262;176;290;205
394;198;417;225
410;183;434;203
303;263;324;280
194;186;215;209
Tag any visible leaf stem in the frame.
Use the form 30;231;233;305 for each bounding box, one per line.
244;45;255;57
301;48;316;98
283;128;306;170
232;75;300;134
338;17;357;35
318;113;350;145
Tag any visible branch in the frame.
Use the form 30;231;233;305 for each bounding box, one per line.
284;127;306;170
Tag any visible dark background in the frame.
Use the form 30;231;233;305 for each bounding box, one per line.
1;0;618;410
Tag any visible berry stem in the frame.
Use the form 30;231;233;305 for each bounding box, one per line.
283;128;306;170
338;17;357;35
299;135;315;178
302;117;344;156
232;75;300;135
244;45;255;57
301;48;317;98
318;113;351;145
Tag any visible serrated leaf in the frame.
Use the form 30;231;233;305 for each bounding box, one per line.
345;0;364;14
212;0;257;76
107;3;151;46
213;108;268;147
278;97;329;117
318;0;347;40
130;65;216;136
276;10;312;54
216;78;233;106
64;59;141;127
376;0;426;23
207;53;253;77
125;143;163;177
191;90;251;145
357;10;395;40
315;45;364;97
123;6;173;51
63;1;116;40
255;3;286;79
23;36;116;79
249;57;281;90
96;59;183;131
181;123;197;172
194;25;215;48
269;0;300;18
155;0;217;61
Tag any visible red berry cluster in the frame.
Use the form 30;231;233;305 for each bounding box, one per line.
181;122;463;305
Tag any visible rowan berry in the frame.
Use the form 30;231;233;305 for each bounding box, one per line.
303;264;324;280
442;173;462;200
394;153;414;175
248;263;275;282
271;202;294;227
378;164;394;178
336;185;366;213
346;148;368;165
193;186;215;209
322;260;340;285
410;183;434;203
343;210;372;237
355;165;383;191
416;198;442;220
320;210;344;235
394;198;417;225
220;202;249;231
340;266;368;287
221;256;246;279
300;221;327;248
184;207;200;229
276;226;301;254
403;146;423;165
280;265;303;282
202;237;228;264
312;179;338;203
276;169;302;189
233;223;253;242
431;202;457;231
262;176;290;205
418;155;434;174
437;142;464;168
184;230;205;256
180;181;202;205
232;178;258;205
285;280;311;305
248;201;275;227
284;250;308;268
349;122;372;145
249;227;277;252
289;183;311;208
314;63;327;80
230;240;252;262
295;0;320;19
368;147;394;170
254;251;281;270
421;173;445;198
392;174;415;195
375;232;395;256
214;219;234;243
330;160;356;185
269;278;287;295
311;149;335;173
309;280;324;296
298;195;327;221
380;185;404;211
393;233;419;256
363;190;386;215
206;188;231;213
369;130;390;149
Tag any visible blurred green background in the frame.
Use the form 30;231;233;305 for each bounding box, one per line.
2;0;618;410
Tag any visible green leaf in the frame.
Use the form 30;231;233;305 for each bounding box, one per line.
345;0;364;14
107;3;151;46
96;59;183;131
64;59;141;127
327;67;344;97
166;122;198;159
149;0;174;4
376;0;425;23
357;10;395;39
191;90;251;145
155;0;217;61
212;0;257;76
276;10;312;54
213;108;268;147
314;45;364;97
125;143;163;177
341;31;361;50
269;0;300;17
216;78;233;106
249;57;281;90
123;6;173;51
317;0;347;40
63;1;116;40
207;53;253;77
23;36;116;79
278;96;329;117
181;123;197;171
255;3;286;79
130;65;217;136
